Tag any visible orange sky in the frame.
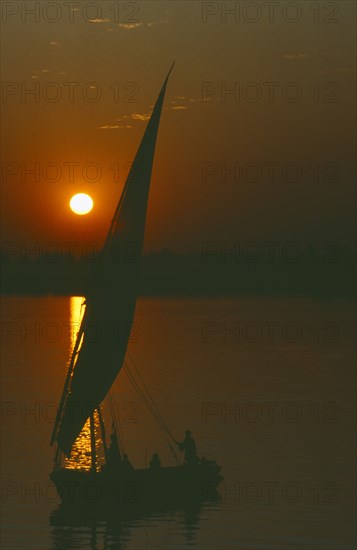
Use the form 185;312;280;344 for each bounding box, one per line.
1;1;356;253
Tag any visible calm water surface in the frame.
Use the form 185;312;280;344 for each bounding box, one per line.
0;296;355;549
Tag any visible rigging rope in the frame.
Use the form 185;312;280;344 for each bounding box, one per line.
124;364;179;464
127;352;177;443
122;359;180;464
123;363;168;438
108;390;126;455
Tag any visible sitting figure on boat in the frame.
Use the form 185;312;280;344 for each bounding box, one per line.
175;430;198;465
122;453;134;471
106;427;134;474
149;453;161;470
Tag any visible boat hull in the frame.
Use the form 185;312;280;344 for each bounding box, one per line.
50;461;223;509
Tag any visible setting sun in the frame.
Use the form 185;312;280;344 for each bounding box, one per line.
70;193;93;215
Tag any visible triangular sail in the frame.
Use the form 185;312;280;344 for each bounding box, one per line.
52;65;174;456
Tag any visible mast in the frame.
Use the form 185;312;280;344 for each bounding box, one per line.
102;61;175;254
97;406;109;464
90;414;96;473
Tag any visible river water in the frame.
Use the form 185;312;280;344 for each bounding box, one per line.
0;295;355;549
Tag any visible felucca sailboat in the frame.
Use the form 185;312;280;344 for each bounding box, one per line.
50;65;222;507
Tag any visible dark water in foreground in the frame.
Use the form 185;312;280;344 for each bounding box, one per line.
0;296;355;549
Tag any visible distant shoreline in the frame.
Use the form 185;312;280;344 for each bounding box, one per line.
1;249;355;297
1;289;354;298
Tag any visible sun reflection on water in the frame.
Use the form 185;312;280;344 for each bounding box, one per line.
64;296;105;471
69;296;84;352
64;412;103;471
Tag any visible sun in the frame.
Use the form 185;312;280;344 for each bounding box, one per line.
70;193;93;215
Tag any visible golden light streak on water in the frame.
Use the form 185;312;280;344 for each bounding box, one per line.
64;296;104;471
64;411;103;471
69;296;84;352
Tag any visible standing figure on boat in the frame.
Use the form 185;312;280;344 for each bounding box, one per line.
108;430;121;468
176;430;198;465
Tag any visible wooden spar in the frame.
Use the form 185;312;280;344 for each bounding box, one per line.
97;406;109;464
90;413;97;473
54;445;61;469
102;61;175;254
50;308;86;446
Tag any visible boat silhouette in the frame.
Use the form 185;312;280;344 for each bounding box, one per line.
49;64;223;510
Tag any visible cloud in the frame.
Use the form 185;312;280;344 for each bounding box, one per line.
115;113;151;123
105;98;192;131
168;95;198;111
89;18;110;24
32;69;50;77
117;19;169;30
99;125;121;129
49;41;60;46
147;19;169;27
283;53;310;60
131;113;151;121
118;22;143;30
99;124;133;130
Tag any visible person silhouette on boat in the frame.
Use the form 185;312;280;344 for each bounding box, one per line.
122;453;134;471
175;430;198;465
108;430;121;467
149;452;161;470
